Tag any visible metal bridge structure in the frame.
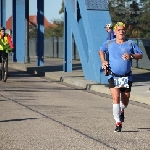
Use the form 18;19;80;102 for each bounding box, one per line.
0;0;112;84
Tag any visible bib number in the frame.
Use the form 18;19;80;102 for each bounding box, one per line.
114;77;129;88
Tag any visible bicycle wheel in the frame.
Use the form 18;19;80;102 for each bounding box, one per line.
2;58;8;82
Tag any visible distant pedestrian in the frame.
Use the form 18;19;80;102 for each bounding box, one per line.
99;22;143;132
104;23;115;40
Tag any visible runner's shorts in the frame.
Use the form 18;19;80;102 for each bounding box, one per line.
108;78;132;92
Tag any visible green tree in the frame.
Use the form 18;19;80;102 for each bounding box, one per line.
108;0;150;38
108;0;127;23
29;0;64;38
44;1;64;38
137;0;150;38
59;1;64;14
44;20;64;37
29;25;37;38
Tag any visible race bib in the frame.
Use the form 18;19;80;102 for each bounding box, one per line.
114;77;129;88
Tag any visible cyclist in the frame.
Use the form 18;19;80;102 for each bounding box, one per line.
104;23;116;40
0;27;14;80
0;26;14;54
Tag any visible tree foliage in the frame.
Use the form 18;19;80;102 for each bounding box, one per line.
29;25;37;38
29;20;64;38
29;0;64;38
108;0;150;38
45;0;64;38
44;20;64;38
59;1;64;14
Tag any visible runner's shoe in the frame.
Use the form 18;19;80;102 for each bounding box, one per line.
120;110;124;122
114;122;122;132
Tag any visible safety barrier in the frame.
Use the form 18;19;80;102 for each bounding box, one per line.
29;37;80;60
132;39;150;70
29;37;150;70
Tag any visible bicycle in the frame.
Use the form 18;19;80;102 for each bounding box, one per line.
0;51;8;82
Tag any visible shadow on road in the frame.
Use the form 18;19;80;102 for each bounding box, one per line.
0;118;39;122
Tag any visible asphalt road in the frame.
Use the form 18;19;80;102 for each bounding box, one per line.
0;69;150;150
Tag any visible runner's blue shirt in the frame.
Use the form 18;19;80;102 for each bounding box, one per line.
100;39;142;81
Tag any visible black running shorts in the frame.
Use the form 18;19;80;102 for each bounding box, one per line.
108;78;132;92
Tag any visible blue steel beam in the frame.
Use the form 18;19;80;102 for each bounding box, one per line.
78;0;111;83
0;0;1;26
12;0;16;62
63;7;72;72
0;0;6;27
65;0;92;80
37;0;44;66
65;0;111;83
15;0;26;62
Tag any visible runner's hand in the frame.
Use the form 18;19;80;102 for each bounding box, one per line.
102;60;108;69
122;53;131;60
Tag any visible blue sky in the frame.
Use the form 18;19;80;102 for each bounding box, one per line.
6;0;63;22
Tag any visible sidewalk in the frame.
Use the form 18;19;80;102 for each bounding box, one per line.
9;58;150;105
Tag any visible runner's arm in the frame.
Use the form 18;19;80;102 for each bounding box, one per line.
99;50;108;69
131;43;143;59
130;53;143;59
99;42;109;69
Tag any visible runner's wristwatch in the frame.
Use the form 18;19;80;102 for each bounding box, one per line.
130;54;133;59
